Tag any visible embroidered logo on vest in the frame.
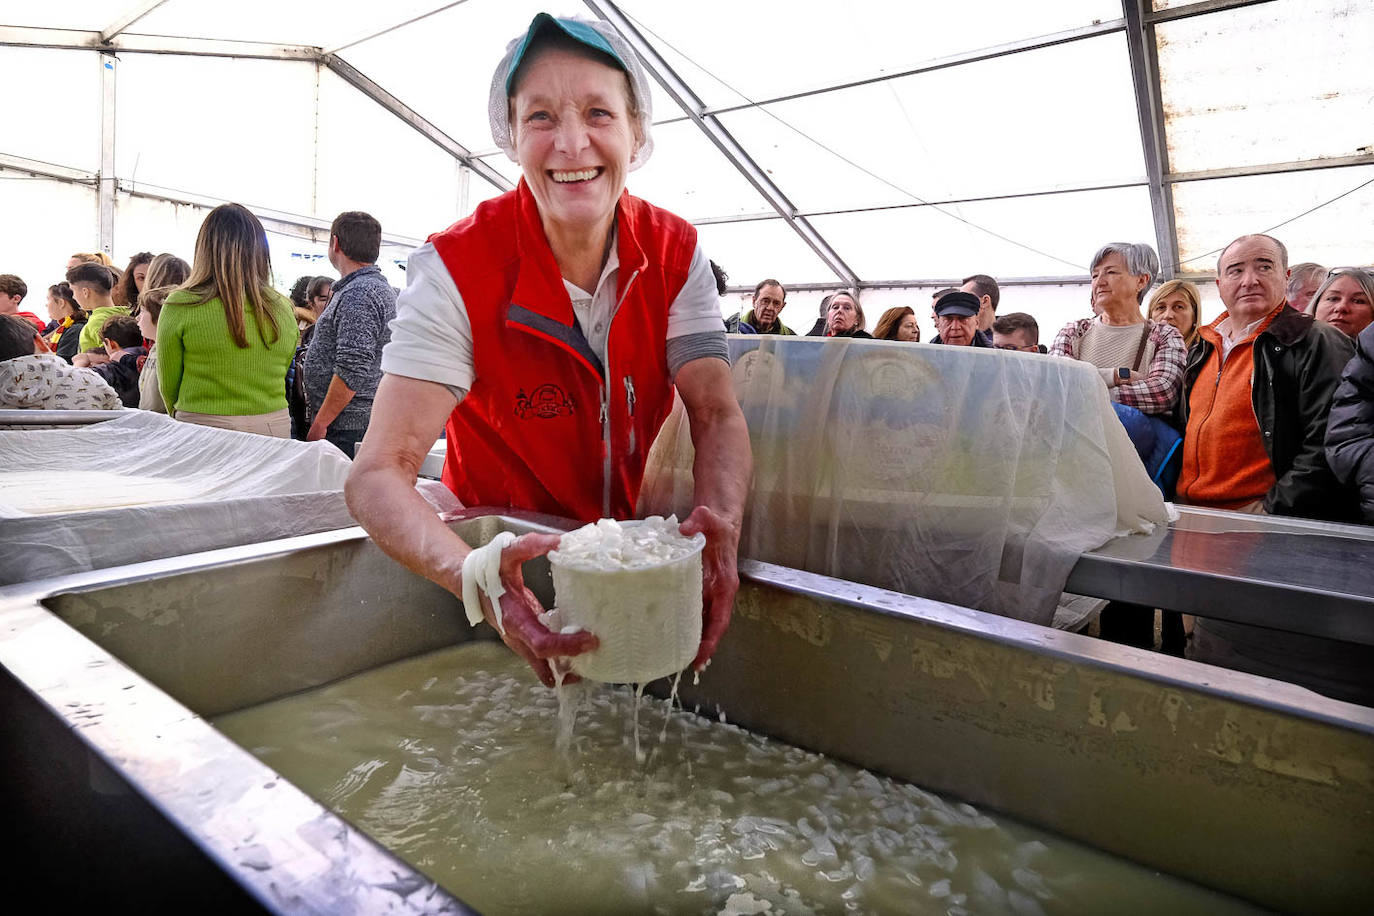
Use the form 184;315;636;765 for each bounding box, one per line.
515;384;576;419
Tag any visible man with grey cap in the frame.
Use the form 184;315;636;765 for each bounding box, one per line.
930;290;992;347
348;13;751;687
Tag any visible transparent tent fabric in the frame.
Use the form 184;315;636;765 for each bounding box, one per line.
639;338;1169;625
0;411;355;584
4;1;1372;297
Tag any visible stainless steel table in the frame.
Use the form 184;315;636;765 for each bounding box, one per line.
1067;505;1374;646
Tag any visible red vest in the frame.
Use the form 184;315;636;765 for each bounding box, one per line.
430;182;697;523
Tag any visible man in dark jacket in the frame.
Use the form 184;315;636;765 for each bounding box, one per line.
1173;234;1365;705
1326;319;1374;522
930;291;992;347
304;211;397;456
1174;234;1353;521
736;279;796;336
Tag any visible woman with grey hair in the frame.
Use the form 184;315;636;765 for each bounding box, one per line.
346;13;750;687
1287;262;1326;314
1049;242;1186;416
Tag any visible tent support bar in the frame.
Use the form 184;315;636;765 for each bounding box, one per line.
324;1;473;56
585;0;860;288
686;20;1126;123
0;26;317;60
1169;154;1374;183
98;53;118;257
1144;0;1275;26
100;0;172;43
115;180;423;248
322;55;512;194
1122;0;1180;279
0;153;96;184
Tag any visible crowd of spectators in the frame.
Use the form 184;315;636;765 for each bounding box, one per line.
719;237;1371;525
3;221;1371;688
0;204;394;458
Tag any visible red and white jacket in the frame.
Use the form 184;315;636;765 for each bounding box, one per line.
430;182;697;522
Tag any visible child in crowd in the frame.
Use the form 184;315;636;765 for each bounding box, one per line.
137;287;169;413
80;315;147;408
0;314;121;409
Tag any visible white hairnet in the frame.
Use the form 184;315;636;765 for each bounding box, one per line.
489;14;654;171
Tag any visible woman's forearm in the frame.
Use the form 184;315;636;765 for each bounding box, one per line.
345;456;470;594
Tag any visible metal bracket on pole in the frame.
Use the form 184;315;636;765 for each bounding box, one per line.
98;52;118;257
583;0;860;289
1122;0;1179;279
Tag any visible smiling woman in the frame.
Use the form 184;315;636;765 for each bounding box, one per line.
347;13;752;688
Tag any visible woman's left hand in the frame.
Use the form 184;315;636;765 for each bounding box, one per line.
680;505;741;671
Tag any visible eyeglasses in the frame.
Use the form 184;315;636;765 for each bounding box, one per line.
1326;267;1372;279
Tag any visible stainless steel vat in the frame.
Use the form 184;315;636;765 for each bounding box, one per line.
1;512;1370;914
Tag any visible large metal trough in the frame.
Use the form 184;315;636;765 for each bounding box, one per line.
1;511;1370;914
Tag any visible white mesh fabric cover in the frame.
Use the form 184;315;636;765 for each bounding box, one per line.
0;411;355;584
639;338;1169;626
550;518;704;683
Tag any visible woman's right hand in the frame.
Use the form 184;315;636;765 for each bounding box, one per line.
475;532;599;687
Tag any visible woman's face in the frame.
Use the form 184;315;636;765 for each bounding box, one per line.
1090;252;1146;314
1150;293;1195;338
1314;275;1373;338
133;263;149;292
511;48;638;239
897;314;919;342
826;295;858;334
313;285;332;313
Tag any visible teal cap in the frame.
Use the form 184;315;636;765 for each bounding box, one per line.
504;13;629;94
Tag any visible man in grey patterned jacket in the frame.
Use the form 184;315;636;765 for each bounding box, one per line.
305;211;397;456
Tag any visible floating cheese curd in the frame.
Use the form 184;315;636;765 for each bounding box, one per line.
548;516;705;683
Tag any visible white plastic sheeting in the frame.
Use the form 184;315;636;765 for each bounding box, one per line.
639;338;1168;625
0;411;354;584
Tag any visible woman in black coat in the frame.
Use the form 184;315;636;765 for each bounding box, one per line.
1326;318;1374;522
805;290;873;339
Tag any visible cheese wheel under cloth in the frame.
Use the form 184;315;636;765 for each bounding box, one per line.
549;517;705;683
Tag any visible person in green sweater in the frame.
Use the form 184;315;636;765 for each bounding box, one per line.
70;263;128;353
157;203;298;437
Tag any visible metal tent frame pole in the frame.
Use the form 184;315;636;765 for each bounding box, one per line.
584;0;860;290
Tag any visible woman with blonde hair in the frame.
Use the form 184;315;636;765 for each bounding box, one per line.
1147;278;1203;350
144;252;190;292
157;204;298;436
1307;267;1374;339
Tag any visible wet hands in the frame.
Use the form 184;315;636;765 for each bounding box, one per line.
680;505;741;671
468;532;598;687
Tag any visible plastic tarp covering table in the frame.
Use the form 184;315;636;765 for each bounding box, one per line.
639;338;1169;625
0;411;355;585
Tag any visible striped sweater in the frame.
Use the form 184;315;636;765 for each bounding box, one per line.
157;288;298;416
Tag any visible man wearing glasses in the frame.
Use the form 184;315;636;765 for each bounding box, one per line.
992;312;1042;353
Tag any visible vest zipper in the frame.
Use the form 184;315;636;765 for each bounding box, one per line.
600;385;611;518
598;270;640;518
624;376;637;455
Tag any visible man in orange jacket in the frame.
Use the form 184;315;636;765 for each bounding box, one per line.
1175;233;1353;520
